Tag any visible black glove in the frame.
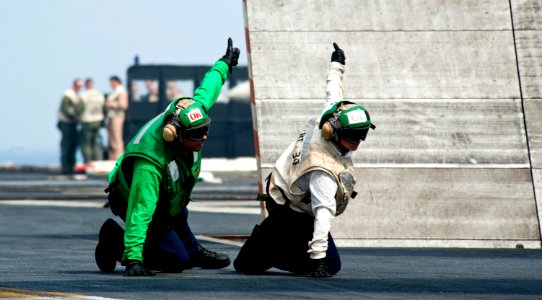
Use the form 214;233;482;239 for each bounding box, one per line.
307;258;332;278
220;37;240;74
331;42;345;65
123;260;156;276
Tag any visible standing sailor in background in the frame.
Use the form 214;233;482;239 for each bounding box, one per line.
106;75;128;161
79;78;105;163
57;78;83;174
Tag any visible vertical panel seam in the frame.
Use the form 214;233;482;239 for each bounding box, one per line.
508;0;542;244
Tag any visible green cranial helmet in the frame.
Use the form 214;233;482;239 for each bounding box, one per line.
163;98;211;142
319;100;375;142
320;101;372;129
174;98;210;129
337;104;371;129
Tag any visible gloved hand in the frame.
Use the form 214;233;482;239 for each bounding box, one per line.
220;37;241;74
123;260;156;276
331;42;345;65
307;258;332;278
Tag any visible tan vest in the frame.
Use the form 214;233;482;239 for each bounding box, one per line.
80;89;105;123
269;118;357;216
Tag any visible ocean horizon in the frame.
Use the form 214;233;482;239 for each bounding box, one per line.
0;149;68;167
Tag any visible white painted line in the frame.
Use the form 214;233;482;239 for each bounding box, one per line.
261;163;531;169
201;157;257;172
0;200;104;208
196;237;541;250
194;185;256;192
0;199;261;214
188;200;260;215
352;163;531;169
263;98;521;104
334;239;542;249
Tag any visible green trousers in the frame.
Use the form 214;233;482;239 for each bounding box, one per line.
81;121;103;163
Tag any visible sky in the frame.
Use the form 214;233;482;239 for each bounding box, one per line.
0;0;247;166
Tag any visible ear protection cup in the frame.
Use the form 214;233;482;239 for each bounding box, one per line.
162;98;195;142
321;121;334;140
163;108;183;142
321;112;341;140
163;123;178;142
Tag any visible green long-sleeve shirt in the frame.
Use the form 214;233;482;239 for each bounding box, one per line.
110;60;229;262
123;158;161;261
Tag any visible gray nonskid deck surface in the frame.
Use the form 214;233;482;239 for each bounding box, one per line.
1;201;541;299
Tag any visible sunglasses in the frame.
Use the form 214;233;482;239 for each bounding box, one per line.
182;124;210;141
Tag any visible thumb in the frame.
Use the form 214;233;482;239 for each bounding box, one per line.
227;38;233;51
333;42;341;51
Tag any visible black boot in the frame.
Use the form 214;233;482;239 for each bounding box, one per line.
189;245;231;269
95;218;125;272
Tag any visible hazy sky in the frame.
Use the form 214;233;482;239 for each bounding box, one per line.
0;0;247;165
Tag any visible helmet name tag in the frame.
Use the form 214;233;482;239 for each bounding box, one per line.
187;108;203;123
346;110;367;125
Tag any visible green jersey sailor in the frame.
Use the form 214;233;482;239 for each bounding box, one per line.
95;38;240;276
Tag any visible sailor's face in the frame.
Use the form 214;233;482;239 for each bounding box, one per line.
339;138;361;151
179;134;208;151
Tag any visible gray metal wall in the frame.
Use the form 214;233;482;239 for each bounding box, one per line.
244;0;542;247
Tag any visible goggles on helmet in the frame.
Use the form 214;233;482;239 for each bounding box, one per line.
337;123;376;144
181;120;211;141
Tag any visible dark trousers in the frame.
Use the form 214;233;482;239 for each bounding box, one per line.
57;121;78;174
234;204;341;275
142;207;199;272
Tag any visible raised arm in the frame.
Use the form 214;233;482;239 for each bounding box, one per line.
193;38;240;111
191;61;229;111
322;43;346;115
